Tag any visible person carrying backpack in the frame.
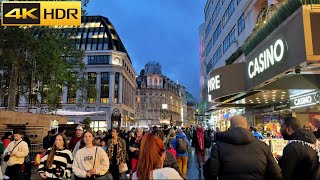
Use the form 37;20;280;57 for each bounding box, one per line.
172;129;190;179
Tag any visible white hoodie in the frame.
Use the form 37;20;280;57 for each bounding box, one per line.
72;146;109;178
132;167;183;180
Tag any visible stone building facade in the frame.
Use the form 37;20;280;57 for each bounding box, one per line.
136;62;188;127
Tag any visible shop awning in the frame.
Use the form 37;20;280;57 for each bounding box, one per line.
208;62;246;102
51;109;106;116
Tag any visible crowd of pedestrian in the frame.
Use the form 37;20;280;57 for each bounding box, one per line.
0;115;319;179
0;124;211;179
204;115;320;180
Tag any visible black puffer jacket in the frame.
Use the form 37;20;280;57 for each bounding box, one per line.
279;129;320;180
203;127;281;180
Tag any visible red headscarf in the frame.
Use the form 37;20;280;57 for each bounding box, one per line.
197;127;205;150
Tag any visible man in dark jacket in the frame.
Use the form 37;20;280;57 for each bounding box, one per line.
203;116;282;180
279;116;320;180
312;115;320;138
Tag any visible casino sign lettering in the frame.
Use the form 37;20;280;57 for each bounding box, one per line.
248;39;287;79
294;96;312;106
290;91;320;108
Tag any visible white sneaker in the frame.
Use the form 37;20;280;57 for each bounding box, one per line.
3;175;9;179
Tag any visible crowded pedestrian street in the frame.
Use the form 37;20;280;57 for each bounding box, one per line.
1;0;320;179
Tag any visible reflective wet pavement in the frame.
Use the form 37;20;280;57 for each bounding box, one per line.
186;148;210;180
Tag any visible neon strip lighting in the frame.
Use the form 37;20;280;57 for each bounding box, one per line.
290;103;317;109
289;90;316;98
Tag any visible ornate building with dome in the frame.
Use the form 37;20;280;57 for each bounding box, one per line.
136;62;188;127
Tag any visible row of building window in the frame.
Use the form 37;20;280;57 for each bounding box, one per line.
76;38;108;51
90;120;106;132
206;21;222;56
68;72;121;104
78;29;108;39
81;22;104;29
222;0;236;27
205;0;243;56
238;14;245;35
206;13;245;59
205;38;213;57
205;0;213;19
206;13;244;73
206;25;222;58
122;59;135;81
206;46;222;74
205;0;224;38
205;19;212;37
212;22;222;48
86;55;135;81
223;26;236;53
88;55;110;65
206;59;213;74
213;46;223;65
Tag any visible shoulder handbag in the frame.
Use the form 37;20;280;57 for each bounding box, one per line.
119;139;128;174
4;140;23;162
74;147;101;180
92;146;110;180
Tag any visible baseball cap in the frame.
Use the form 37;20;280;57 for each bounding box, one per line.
76;125;83;131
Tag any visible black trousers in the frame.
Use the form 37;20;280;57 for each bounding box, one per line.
74;174;105;180
6;164;23;180
110;164;121;180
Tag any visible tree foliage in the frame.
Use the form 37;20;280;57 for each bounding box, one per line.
0;0;91;111
81;117;92;130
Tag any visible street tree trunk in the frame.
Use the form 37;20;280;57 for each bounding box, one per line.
7;60;19;111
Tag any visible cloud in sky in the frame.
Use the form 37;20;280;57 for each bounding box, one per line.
87;0;206;100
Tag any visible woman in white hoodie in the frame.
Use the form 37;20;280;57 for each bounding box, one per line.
73;131;109;179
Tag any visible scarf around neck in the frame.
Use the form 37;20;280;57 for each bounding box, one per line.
135;135;143;143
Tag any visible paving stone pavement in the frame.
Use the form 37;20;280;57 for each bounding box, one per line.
186;147;210;180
